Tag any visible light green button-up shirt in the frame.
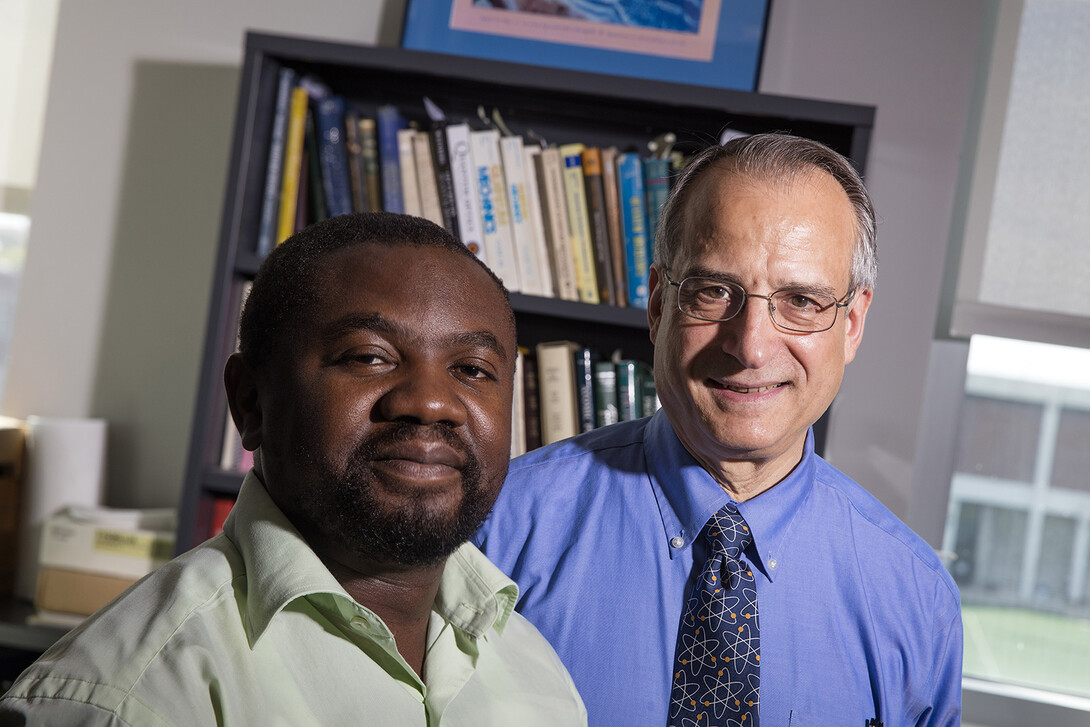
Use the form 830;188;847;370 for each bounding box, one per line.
0;473;586;726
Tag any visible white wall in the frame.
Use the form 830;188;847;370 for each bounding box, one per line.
3;0;989;525
760;0;989;537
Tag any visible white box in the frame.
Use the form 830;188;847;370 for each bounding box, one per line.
38;507;175;580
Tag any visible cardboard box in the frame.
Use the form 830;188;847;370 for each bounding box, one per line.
38;508;175;580
35;567;136;616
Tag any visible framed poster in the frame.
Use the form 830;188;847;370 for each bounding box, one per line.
402;0;770;92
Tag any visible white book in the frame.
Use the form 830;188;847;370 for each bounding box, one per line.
511;348;526;458
411;130;444;226
499;135;547;296
445;122;486;264
536;341;580;445
397;128;422;218
521;145;555;297
470;128;522;290
536;146;580;301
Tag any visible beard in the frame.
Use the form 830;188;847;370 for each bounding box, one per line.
290;421;498;568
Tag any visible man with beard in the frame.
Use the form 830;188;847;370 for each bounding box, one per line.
0;213;586;726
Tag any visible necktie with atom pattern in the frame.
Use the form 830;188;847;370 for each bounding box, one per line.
668;504;760;726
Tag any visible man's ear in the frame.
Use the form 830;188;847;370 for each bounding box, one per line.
842;287;873;365
224;353;263;452
647;264;666;343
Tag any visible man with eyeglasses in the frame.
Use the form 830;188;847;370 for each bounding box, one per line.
476;134;962;726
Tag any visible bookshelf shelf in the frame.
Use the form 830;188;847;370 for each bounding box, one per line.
177;31;874;552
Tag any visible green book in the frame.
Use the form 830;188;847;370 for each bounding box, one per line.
594;361;619;428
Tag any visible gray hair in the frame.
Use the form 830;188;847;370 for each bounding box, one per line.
654;133;878;293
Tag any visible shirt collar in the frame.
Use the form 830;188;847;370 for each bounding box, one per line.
644;412;816;583
224;472;518;645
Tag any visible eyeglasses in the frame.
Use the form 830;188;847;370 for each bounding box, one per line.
663;270;856;333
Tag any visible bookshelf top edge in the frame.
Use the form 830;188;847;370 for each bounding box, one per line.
242;31;875;130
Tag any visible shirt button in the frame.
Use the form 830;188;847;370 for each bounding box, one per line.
769;558;778;570
670;536;685;548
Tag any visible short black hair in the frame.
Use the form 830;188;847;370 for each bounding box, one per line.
239;212;513;372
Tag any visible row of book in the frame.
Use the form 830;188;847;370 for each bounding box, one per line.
256;67;682;308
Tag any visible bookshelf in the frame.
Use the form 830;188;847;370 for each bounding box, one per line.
177;31;875;552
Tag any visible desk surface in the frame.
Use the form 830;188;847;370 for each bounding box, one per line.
0;599;70;654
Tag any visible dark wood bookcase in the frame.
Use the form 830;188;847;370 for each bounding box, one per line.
177;31;875;552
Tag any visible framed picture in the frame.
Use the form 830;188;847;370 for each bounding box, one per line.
402;0;770;92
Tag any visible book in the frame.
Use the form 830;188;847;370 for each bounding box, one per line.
500;135;549;296
638;361;659;416
536;341;581;445
643;156;671;248
412;130;444;225
397;127;423;217
559;143;600;304
511;348;526;458
304;106;327;224
520;144;555;297
616;358;641;421
521;348;542;451
257;67;295;256
276;84;309;244
618;152;651;307
600;146;628;307
446;122;486;262
573;347;597;434
424;98;459;234
594;360;620;428
534;147;579;301
208;496;235;538
581;147;617;306
470;128;521;289
358;117;382;212
376;105;406;213
344;111;369;213
315;96;354;217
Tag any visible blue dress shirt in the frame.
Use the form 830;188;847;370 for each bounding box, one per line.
475;411;962;726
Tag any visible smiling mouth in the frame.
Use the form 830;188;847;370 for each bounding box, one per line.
722;382;786;394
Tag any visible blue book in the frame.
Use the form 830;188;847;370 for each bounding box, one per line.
314;96;353;217
643;156;671;262
376;105;406;213
618;153;650;308
256;67;295;256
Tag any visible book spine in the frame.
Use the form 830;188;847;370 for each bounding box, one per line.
304;106;327;223
315;96;354;218
593;360;619;428
638;361;659;416
276;85;309;244
413;130;445;226
601;146;628;307
521;145;555;297
447;123;487;262
643;156;671;251
536;147;579;301
581;147;616;306
511;348;526;458
619;152;651;307
573;347;597;434
616;359;640;421
536;341;579;445
358;117;382;212
521;349;542;451
500;135;547;296
376;105;405;213
397;128;423;217
559;143;599;304
344;111;368;213
257;67;295;256
429;120;460;233
471;129;521;289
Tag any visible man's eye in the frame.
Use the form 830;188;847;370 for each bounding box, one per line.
696;284;731;301
456;363;494;381
784;293;820;310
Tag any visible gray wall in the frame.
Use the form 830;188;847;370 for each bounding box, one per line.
3;0;989;531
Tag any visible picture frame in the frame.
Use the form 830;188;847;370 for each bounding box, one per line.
401;0;770;92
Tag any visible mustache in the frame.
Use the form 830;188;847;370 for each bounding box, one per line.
356;421;470;463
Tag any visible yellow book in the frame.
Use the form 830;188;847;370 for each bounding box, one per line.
276;86;309;244
558;143;599;304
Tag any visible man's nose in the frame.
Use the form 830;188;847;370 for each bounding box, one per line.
377;365;467;426
718;295;775;368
